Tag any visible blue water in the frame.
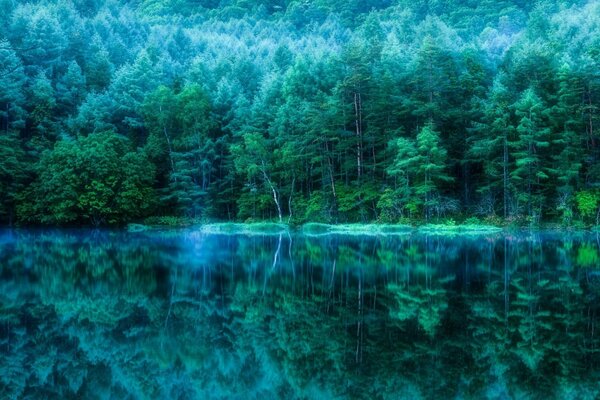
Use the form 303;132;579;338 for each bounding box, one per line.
1;229;599;399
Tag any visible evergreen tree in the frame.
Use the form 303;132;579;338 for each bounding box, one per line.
469;75;515;217
55;61;86;117
27;71;57;146
388;123;453;220
0;132;27;225
549;63;584;223
511;88;551;221
0;40;27;133
414;123;454;220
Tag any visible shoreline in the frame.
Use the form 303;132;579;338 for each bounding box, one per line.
125;222;599;236
2;222;599;235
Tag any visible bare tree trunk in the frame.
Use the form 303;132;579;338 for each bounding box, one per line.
5;102;9;133
354;92;362;180
160;104;175;174
288;175;295;223
587;89;596;149
261;161;282;223
325;141;337;200
503;133;508;218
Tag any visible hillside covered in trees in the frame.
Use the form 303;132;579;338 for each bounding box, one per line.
0;0;599;226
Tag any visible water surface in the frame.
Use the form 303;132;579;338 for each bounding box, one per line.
1;229;600;399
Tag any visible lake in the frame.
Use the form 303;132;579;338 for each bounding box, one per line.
1;228;600;399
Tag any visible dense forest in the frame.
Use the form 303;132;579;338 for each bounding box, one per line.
0;0;599;226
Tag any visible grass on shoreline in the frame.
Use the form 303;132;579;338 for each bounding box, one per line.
301;223;413;236
128;216;599;235
130;220;507;236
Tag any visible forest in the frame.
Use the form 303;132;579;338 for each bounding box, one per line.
0;0;599;227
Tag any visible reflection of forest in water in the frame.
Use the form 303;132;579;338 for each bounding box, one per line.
1;230;600;399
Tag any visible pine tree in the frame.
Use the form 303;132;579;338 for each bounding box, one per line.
386;136;419;219
549;63;584;223
388;123;453;221
0;39;27;133
469;75;515;218
511;88;551;221
55;61;86;117
414;123;454;220
0;131;27;225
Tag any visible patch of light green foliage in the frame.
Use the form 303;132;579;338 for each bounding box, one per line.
200;222;290;235
302;223;413;236
417;224;503;234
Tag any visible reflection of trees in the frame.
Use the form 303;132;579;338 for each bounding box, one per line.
465;235;600;398
1;230;600;398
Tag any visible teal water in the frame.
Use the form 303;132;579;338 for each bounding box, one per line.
1;229;600;399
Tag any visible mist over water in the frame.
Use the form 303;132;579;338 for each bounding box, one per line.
1;229;600;399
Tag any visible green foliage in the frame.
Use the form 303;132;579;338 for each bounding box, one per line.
301;222;412;236
18;131;156;225
0;131;28;224
576;244;599;268
576;190;599;222
510;88;551;221
387;124;453;221
143;216;202;227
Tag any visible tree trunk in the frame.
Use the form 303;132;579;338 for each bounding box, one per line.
288;175;295;223
587;88;595;149
160;104;175;174
5;102;9;133
261;162;282;223
325;141;337;200
503;133;508;218
354;92;362;181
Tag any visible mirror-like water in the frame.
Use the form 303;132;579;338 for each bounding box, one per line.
1;229;600;399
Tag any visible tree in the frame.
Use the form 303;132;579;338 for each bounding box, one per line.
19;131;155;225
575;190;600;225
0;132;27;225
469;75;515;218
27;71;57;144
110;50;161;134
9;4;67;74
549;63;584;223
386;136;419;219
232;132;283;222
55;61;86;117
388;124;453;220
84;35;114;92
0;40;27;133
142;84;214;217
511;88;551;221
416;124;454;220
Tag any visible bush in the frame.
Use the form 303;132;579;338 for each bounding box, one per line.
463;216;481;225
576;190;599;223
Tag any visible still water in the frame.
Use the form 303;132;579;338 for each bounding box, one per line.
1;229;600;399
